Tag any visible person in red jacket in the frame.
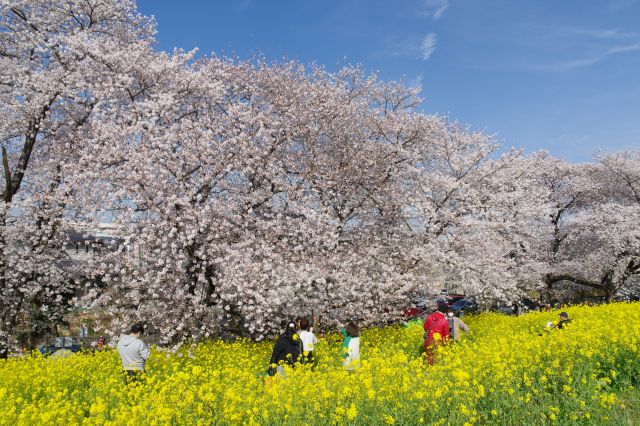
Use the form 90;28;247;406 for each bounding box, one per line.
423;305;450;365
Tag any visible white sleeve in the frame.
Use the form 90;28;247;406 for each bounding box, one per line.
348;338;360;362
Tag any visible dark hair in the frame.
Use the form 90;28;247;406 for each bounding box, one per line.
299;317;310;331
284;321;297;338
130;323;144;334
345;322;359;337
437;304;448;314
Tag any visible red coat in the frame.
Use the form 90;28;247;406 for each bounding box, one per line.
423;312;450;346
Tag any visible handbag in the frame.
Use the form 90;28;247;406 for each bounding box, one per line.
267;364;277;376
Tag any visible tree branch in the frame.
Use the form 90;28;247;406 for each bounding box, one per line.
1;147;12;202
546;273;604;291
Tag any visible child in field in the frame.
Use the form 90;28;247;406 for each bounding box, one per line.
341;322;360;371
297;317;318;365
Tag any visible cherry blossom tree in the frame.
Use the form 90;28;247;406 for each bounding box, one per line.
82;61;427;342
508;151;640;303
83;56;546;342
0;0;156;355
3;0;638;353
562;151;640;300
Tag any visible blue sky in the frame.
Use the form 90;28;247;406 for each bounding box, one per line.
136;0;640;162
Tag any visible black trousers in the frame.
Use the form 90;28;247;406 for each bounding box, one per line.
301;351;316;369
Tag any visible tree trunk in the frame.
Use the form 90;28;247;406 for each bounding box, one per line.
601;270;615;303
0;204;7;358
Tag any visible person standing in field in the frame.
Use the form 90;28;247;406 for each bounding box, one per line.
268;321;302;377
341;322;360;371
96;336;106;351
447;310;470;342
297;317;318;365
117;323;150;382
423;305;450;365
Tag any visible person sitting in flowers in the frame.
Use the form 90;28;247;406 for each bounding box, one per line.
423;305;450;365
268;321;302;377
554;312;572;329
340;322;360;371
540;312;572;335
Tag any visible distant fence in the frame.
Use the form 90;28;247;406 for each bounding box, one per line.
40;333;162;350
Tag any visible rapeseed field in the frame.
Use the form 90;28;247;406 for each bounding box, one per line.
2;303;640;425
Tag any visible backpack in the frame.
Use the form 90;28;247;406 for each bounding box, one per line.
425;313;449;342
448;318;455;338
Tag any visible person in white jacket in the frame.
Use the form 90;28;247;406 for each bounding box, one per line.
297;317;318;365
341;322;360;371
117;323;150;380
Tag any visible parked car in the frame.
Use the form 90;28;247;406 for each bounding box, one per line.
403;292;471;320
403;305;430;320
495;305;514;315
494;299;538;316
446;294;466;306
520;298;540;311
402;294;431;320
451;298;479;315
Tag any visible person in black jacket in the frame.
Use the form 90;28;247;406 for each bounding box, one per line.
268;321;302;377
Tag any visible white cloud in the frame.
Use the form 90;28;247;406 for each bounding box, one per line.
421;33;438;60
237;0;251;11
409;73;424;88
423;0;449;20
384;33;439;61
514;24;640;71
539;42;640;70
558;27;637;40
